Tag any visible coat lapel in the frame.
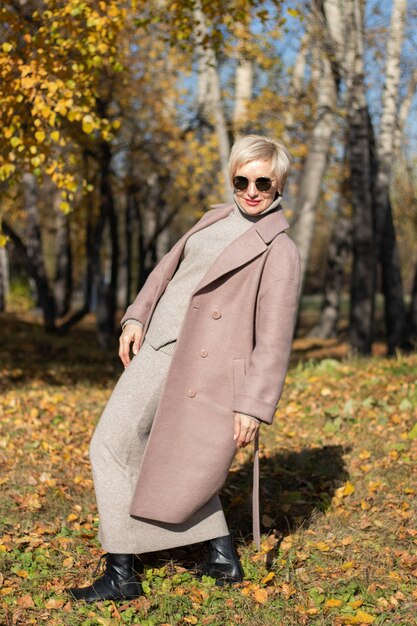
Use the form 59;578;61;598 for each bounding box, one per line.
194;207;290;293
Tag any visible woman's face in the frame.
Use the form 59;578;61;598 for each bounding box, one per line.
233;159;280;216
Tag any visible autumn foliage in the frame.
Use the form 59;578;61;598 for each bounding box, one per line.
1;314;417;625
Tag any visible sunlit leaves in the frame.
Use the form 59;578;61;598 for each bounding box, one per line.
0;1;126;195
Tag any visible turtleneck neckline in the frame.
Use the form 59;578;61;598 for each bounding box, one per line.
232;193;283;223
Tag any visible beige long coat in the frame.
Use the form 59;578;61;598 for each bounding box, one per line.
121;203;300;524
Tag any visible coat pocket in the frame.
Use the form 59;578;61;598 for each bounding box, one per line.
232;358;246;397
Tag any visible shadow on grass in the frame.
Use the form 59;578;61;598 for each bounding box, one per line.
145;444;349;568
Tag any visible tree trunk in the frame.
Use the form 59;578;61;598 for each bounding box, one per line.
96;141;118;349
53;194;73;318
193;1;231;200
373;0;407;352
291;47;338;292
394;69;417;154
0;245;9;311
23;172;56;330
57;160;96;333
406;263;417;344
347;0;376;355
233;55;253;139
309;216;352;338
124;187;135;310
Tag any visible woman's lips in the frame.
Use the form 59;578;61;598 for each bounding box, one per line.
243;198;261;206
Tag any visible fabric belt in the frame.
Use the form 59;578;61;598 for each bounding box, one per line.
252;430;261;551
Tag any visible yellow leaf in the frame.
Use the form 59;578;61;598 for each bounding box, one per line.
306;607;320;615
342;610;375;625
60;201;71;214
261;571;275;584
0;164;16;181
253;588;268;604
335;481;355;498
183;617;198;624
63;557;74;568
2;43;13;52
51;131;60;142
354;609;375;623
315;541;330;552
0;235;10;247
348;599;364;608
82;114;95;134
35;130;46;143
325;598;343;607
16;569;29;578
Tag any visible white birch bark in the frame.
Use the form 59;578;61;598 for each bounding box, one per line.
193;1;231;201
377;0;407;180
0;245;9;311
394;68;417;154
291;47;337;291
282;26;310;145
233;56;253;139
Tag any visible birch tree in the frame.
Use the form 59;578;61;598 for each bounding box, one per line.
290;12;339;291
193;1;231;200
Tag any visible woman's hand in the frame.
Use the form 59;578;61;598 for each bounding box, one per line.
234;412;260;449
119;323;143;368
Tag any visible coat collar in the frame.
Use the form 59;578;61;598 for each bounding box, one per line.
209;202;290;244
162;202;290;292
193;203;290;293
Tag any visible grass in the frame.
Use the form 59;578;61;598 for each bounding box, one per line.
1;312;417;625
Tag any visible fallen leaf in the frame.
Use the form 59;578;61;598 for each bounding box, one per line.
261;571;275;584
17;594;34;607
253;588;268;604
335;481;355;498
325;598;343;607
45;598;65;609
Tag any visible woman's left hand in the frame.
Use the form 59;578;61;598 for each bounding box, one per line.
234;413;260;449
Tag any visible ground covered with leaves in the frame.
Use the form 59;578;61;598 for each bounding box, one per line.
1;314;417;625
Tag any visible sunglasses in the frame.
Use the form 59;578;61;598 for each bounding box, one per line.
233;176;276;192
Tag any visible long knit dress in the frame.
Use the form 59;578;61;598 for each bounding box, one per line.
89;201;279;554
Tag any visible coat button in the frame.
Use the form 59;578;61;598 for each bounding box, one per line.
212;309;221;319
188;389;196;398
200;349;208;358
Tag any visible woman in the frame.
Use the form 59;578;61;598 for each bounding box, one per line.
69;134;300;602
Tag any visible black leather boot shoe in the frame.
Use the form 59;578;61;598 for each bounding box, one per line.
68;553;142;602
196;535;244;586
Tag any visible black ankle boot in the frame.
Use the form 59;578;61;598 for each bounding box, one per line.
196;535;244;585
68;553;142;602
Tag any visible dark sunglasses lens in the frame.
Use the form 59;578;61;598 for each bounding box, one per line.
233;176;248;190
256;178;272;191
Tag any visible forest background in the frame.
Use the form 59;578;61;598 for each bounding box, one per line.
2;1;417;626
1;0;417;354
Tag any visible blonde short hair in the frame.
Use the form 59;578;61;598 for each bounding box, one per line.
228;134;291;192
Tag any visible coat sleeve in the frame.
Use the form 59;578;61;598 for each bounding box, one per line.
120;254;169;328
232;240;300;424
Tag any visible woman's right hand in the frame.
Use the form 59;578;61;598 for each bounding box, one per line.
119;323;143;368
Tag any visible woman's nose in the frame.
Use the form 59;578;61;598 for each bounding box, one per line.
247;181;258;197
